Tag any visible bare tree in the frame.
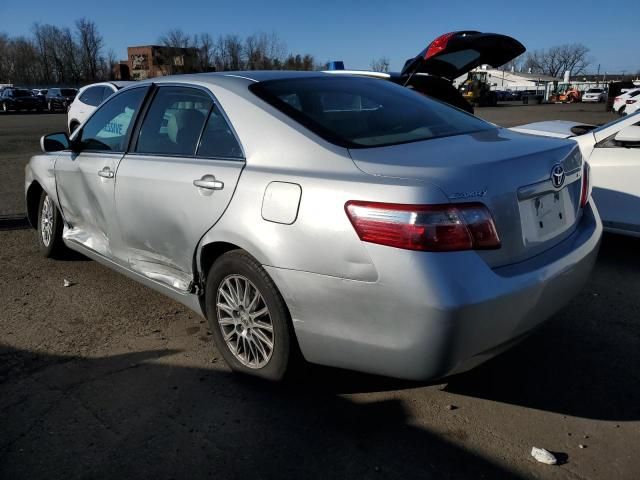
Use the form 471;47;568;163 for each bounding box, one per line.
244;32;286;70
58;27;82;84
370;57;390;73
193;33;214;71
75;18;103;81
302;54;316;71
0;33;12;82
1;24;317;84
30;24;77;84
105;49;118;80
524;43;591;78
212;34;243;71
1;36;40;85
158;29;194;74
159;29;191;48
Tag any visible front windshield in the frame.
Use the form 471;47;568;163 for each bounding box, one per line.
250;76;494;148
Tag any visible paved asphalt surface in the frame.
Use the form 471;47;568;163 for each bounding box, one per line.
1;104;638;479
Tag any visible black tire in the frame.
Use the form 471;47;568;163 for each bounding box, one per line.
37;191;65;258
205;250;297;381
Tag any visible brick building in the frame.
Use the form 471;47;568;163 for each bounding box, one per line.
126;45;198;80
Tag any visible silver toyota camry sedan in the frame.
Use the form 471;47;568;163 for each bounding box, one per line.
25;71;602;381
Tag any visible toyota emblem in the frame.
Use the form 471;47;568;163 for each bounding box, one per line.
551;164;565;188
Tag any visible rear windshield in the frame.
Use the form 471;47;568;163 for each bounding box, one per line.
249;76;493;148
587;89;603;93
14;90;34;97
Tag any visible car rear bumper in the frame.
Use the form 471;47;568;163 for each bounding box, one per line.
266;201;601;380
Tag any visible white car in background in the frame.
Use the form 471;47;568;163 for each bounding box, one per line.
622;96;640;116
581;88;606;103
512;113;640;237
612;88;640;115
67;81;133;133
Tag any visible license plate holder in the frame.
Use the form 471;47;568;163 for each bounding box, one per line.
519;189;571;243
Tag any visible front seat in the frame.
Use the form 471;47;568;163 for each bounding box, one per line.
166;109;206;155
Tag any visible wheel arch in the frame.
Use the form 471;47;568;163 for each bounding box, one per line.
26;181;44;229
199;241;242;281
196;239;290;321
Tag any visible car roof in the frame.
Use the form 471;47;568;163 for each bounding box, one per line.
149;70;332;87
108;81;135;89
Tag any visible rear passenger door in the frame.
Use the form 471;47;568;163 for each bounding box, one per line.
114;85;245;291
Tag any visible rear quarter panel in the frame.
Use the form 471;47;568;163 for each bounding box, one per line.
193;79;451;281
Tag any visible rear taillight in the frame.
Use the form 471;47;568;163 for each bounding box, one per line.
345;201;500;252
580;162;591;208
425;32;455;60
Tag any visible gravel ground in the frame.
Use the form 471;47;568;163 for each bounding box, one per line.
1;104;637;479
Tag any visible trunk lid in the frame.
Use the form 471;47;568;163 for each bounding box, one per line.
348;128;583;267
401;31;526;81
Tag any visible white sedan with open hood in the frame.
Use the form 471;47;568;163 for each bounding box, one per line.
512;113;640;237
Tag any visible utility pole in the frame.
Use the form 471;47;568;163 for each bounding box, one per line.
596;64;600;85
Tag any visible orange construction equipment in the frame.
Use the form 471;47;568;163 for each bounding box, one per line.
550;84;582;103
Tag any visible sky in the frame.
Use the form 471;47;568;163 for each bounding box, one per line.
1;0;637;74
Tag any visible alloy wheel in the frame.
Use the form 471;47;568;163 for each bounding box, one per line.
40;194;54;247
216;274;274;369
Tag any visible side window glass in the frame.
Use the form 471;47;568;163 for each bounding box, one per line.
279;93;302;111
79;87;103;107
102;87;115;102
136;86;212;156
79;87;147;152
196;105;243;159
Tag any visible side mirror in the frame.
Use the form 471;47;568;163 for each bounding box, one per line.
40;132;70;153
614;125;640;146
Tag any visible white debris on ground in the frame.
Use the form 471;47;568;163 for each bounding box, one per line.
531;447;558;465
63;279;73;287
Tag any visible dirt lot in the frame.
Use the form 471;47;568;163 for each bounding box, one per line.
1;104;638;479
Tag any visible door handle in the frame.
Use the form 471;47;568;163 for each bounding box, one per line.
193;175;224;191
98;167;114;179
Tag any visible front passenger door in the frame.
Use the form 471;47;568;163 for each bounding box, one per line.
115;85;245;291
55;86;148;259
